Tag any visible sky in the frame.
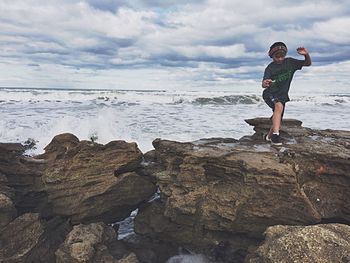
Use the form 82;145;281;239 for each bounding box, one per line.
0;0;349;92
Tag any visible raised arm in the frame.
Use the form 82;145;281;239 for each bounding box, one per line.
297;47;311;66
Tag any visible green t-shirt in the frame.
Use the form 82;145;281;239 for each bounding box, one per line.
262;57;305;102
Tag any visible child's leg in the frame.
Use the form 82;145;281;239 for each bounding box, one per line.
268;102;284;138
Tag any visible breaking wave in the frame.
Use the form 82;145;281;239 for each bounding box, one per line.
192;95;261;105
1;88;349;107
1;88;350;157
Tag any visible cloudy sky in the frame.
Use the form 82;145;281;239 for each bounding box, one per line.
0;0;349;91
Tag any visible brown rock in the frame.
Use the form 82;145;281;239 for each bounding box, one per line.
0;143;49;222
39;133;80;161
245;118;350;223
0;158;17;228
1;134;157;225
246;224;350;263
244;117;308;140
0;192;16;228
0;142;25;157
0;213;70;263
135;123;350;260
145;139;321;231
41;134;156;224
55;222;118;263
117;253;139;263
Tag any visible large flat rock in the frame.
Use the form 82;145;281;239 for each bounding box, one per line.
135;124;350;261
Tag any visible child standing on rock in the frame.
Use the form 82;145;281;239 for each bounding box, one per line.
262;42;311;145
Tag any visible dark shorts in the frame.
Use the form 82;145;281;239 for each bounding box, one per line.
263;95;286;118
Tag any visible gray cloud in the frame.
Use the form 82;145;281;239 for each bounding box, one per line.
86;0;205;12
0;0;349;89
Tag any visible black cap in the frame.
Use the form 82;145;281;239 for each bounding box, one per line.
268;42;288;58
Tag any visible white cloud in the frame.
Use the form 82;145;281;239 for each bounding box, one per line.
173;44;245;59
0;2;156;47
0;0;349;91
311;17;350;44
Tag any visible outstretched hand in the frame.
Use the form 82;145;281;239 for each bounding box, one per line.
297;47;309;55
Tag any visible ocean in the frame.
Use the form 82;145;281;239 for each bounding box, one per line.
1;87;349;262
1;87;349;155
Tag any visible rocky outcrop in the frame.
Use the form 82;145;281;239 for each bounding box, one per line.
0;144;17;228
246;224;350;263
0;143;49;224
0;192;16;228
244;118;308;139
56;222;118;262
245;118;350;222
56;222;144;263
135;118;350;261
1;121;349;263
38;133;157;224
0;134;156;226
0;134;157;262
0;213;70;263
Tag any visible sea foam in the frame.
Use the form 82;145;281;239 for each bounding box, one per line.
1;88;349;155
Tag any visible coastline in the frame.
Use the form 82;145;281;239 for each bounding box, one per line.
1;118;350;262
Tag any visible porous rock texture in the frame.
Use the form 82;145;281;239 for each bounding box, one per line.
0;134;157;262
246;223;350;263
0;213;70;263
56;222;118;263
1;121;349;263
135;118;350;261
39;133;157;224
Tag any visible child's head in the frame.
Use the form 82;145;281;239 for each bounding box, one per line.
269;42;287;64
